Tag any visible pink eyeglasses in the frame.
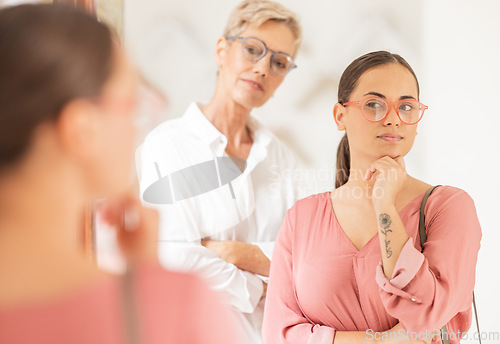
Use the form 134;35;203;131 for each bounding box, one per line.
342;96;428;125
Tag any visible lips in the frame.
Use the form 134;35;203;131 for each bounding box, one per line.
377;133;403;142
242;79;264;91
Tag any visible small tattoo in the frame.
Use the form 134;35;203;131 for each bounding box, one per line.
379;213;393;258
379;213;392;230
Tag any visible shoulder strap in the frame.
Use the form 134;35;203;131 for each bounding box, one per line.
418;185;441;251
418;185;481;344
472;289;482;344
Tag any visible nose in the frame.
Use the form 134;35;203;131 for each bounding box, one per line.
252;52;271;78
383;104;401;127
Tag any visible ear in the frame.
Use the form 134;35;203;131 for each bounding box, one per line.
56;99;101;162
214;37;227;69
333;103;346;131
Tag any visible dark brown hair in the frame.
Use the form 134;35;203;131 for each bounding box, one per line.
335;51;420;188
0;4;114;171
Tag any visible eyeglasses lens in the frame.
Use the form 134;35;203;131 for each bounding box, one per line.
242;38;265;61
362;98;423;124
242;38;293;75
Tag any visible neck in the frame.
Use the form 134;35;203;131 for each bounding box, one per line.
0;158;91;277
346;156;376;193
202;84;253;147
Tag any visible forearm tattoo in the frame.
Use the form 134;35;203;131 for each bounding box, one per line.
378;213;393;258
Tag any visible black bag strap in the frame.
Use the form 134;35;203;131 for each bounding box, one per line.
418;185;481;344
418;185;440;251
472;293;481;344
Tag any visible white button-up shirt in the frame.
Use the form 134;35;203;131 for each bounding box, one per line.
137;102;299;344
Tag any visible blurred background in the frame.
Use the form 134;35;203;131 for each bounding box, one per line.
1;0;499;341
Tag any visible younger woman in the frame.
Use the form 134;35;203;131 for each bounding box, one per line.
262;51;481;344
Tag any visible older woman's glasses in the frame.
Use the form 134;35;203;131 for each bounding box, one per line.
225;36;297;76
342;97;428;125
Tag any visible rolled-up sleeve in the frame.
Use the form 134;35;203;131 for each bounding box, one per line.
263;207;336;344
374;189;481;334
375;237;425;302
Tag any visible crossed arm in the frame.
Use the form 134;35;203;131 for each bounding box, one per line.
202;239;270;297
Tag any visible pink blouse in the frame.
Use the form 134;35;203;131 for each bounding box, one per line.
262;186;481;344
0;262;240;344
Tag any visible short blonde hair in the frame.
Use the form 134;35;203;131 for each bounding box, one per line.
223;0;302;55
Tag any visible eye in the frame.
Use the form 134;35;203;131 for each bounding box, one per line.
399;102;415;112
366;100;384;108
245;46;260;55
271;53;292;71
243;39;264;58
272;59;286;69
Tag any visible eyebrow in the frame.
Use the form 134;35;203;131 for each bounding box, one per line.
363;92;417;101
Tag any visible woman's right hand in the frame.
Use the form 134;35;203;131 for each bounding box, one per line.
387;323;437;344
98;195;159;263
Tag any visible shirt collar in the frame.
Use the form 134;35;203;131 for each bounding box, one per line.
183;102;272;164
183;102;227;148
246;115;271;168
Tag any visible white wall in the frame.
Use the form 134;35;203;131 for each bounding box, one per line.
124;0;500;340
421;0;500;341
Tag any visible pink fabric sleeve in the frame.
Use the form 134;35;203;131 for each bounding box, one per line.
263;207;336;344
187;273;243;344
374;189;481;334
134;262;242;344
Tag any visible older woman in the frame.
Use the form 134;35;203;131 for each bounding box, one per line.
138;0;302;342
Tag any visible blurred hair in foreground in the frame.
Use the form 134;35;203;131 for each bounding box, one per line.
0;3;114;171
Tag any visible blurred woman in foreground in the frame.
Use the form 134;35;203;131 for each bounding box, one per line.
0;4;238;344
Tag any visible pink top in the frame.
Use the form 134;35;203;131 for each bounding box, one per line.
0;262;240;344
262;186;481;344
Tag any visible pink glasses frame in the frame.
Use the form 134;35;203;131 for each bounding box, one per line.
342;96;428;125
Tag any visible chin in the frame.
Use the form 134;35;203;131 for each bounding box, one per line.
374;149;402;159
375;143;411;159
233;89;270;109
232;97;263;110
389;149;411;159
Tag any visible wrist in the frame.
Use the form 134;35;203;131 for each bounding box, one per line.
371;187;394;205
261;280;268;298
372;197;396;211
